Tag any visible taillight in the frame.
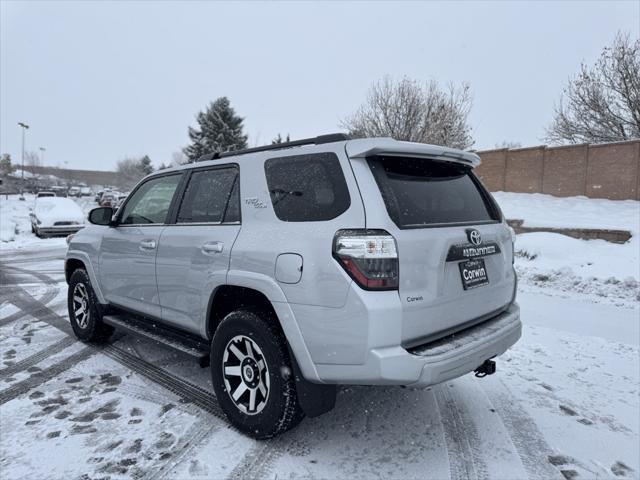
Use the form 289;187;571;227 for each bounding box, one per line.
333;229;399;290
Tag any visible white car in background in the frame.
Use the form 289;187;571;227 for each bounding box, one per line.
80;186;92;196
30;197;86;238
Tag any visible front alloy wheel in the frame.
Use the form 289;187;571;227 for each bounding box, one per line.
223;335;270;415
72;283;91;329
67;268;114;342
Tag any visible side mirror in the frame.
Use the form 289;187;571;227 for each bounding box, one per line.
88;207;115;226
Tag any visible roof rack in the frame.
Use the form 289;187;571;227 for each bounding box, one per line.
195;133;350;162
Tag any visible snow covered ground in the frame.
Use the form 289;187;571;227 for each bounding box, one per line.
493;192;640;308
0;192;638;479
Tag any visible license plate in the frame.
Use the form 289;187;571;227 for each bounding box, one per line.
459;258;489;290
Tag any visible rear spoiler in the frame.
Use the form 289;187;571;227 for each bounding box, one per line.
345;138;481;168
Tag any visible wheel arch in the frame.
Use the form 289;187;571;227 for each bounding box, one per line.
205;280;322;384
65;251;106;304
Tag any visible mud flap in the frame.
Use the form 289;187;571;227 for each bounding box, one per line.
288;348;336;418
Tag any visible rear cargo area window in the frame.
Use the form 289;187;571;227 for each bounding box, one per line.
367;156;499;228
265;153;350;222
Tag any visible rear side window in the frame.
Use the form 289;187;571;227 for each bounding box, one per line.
177;167;240;223
368;156;499;228
264;153;350;222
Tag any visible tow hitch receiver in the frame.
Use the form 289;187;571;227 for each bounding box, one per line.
474;359;496;378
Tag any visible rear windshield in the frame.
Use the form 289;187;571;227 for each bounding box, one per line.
367;156;499;228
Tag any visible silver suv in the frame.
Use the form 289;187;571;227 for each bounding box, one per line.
65;134;521;438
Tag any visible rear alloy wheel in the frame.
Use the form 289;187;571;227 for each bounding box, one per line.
222;335;270;415
211;309;304;439
67;269;114;342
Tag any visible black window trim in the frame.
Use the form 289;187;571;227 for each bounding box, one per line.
368;155;502;230
115;171;186;228
165;163;242;226
264;151;351;223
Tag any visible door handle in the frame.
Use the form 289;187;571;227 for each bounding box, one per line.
202;241;224;254
139;239;157;251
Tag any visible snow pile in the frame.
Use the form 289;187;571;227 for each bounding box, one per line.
0;215;16;242
493;192;640;233
493;192;640;306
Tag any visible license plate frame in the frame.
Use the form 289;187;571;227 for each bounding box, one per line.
458;258;489;290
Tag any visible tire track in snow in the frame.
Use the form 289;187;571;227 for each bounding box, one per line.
435;384;490;480
481;379;563;479
3;269;227;419
0;263;60;327
0;344;97;404
0;335;76;378
226;440;285;480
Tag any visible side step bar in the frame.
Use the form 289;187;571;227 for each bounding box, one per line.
102;314;210;367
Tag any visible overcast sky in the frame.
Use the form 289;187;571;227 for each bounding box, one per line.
1;1;638;171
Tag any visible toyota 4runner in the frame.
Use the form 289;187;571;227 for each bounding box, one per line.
65;134;521;438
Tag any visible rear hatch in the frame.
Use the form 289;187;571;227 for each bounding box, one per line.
347;142;515;347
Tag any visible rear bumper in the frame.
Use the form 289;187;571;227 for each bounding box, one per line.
314;303;521;386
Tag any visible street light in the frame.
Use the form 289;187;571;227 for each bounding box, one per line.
39;147;46;168
18;122;29;200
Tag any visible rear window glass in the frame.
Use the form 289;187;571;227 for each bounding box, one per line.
177;167;239;224
265;153;350;222
367;156;499;228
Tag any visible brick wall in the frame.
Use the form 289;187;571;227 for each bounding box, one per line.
476;140;640;200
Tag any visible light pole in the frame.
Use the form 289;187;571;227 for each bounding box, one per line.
18;122;29;200
39;147;46;168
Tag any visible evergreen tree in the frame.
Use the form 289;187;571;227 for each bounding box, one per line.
184;97;248;161
0;154;13;175
271;133;291;144
139;155;154;175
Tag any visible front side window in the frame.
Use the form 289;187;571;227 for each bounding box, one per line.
177;167;240;224
120;174;181;225
368;156;500;228
264;153;350;222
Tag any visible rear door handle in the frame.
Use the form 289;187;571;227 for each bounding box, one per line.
139;239;157;251
202;241;224;254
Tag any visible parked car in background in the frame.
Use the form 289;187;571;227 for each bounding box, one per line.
36;191;56;199
31;196;85;238
51;186;68;197
115;193;128;209
80;186;92;196
99;192;118;208
95;189;111;203
68;186;81;197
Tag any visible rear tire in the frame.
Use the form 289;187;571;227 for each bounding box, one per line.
211;309;304;439
67;269;114;342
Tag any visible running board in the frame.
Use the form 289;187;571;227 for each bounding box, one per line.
102;314;210;367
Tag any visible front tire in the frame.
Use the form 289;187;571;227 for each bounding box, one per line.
211;309;304;439
67;269;114;342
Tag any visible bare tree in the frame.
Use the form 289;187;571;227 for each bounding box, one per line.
117;156;153;189
24;151;41;168
546;32;640;144
341;76;474;149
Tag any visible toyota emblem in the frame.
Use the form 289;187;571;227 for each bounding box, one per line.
466;229;482;246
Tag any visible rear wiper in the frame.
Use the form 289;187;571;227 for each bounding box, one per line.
271;188;303;206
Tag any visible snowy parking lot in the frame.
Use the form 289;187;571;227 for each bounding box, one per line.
0;193;638;479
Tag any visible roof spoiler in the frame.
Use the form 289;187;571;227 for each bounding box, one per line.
345;138;481;168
